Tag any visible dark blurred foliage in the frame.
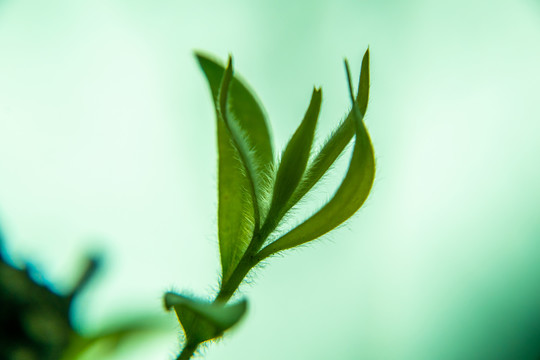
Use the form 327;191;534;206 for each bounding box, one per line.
0;231;98;360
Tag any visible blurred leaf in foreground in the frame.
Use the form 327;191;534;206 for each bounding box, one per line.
0;228;166;360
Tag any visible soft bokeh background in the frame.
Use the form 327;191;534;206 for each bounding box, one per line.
1;0;540;359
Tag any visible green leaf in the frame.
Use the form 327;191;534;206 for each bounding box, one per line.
196;53;274;282
356;48;370;117
218;57;265;228
164;292;247;345
264;88;322;232
285;49;370;212
257;53;375;258
60;316;168;360
214;119;255;283
195;53;274;168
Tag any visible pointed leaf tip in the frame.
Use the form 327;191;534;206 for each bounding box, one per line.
357;48;370;116
275;48;371;216
218;54;264;232
196;53;274;282
257;54;375;258
344;59;355;104
265;87;322;230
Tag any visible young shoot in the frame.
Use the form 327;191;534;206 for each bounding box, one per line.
166;48;375;360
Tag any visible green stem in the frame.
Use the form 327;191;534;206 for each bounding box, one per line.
215;253;256;302
215;211;283;302
177;223;274;358
177;342;198;360
215;231;264;302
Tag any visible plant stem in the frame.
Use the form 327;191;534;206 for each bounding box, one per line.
179;225;273;358
215;230;265;302
215;253;255;302
177;342;198;360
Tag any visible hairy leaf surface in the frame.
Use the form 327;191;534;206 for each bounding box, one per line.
285;49;370;212
258;53;374;257
196;53;273;281
219;58;267;229
264;88;322;232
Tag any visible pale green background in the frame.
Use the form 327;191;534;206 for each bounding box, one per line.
1;0;540;359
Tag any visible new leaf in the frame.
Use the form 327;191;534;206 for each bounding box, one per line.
258;52;374;258
286;49;370;213
196;53;274;282
264;88;322;233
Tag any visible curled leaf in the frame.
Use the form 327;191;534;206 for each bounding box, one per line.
196;53;274;282
164;292;247;345
257;54;374;258
195;53;274;167
286;49;370;212
218;57;265;229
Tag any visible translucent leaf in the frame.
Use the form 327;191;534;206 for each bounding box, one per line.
264;88;322;232
196;53;273;282
285;49;370;212
60;316;168;360
215;119;254;283
195;53;274;168
218;57;266;229
257;54;375;258
164;292;247;345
